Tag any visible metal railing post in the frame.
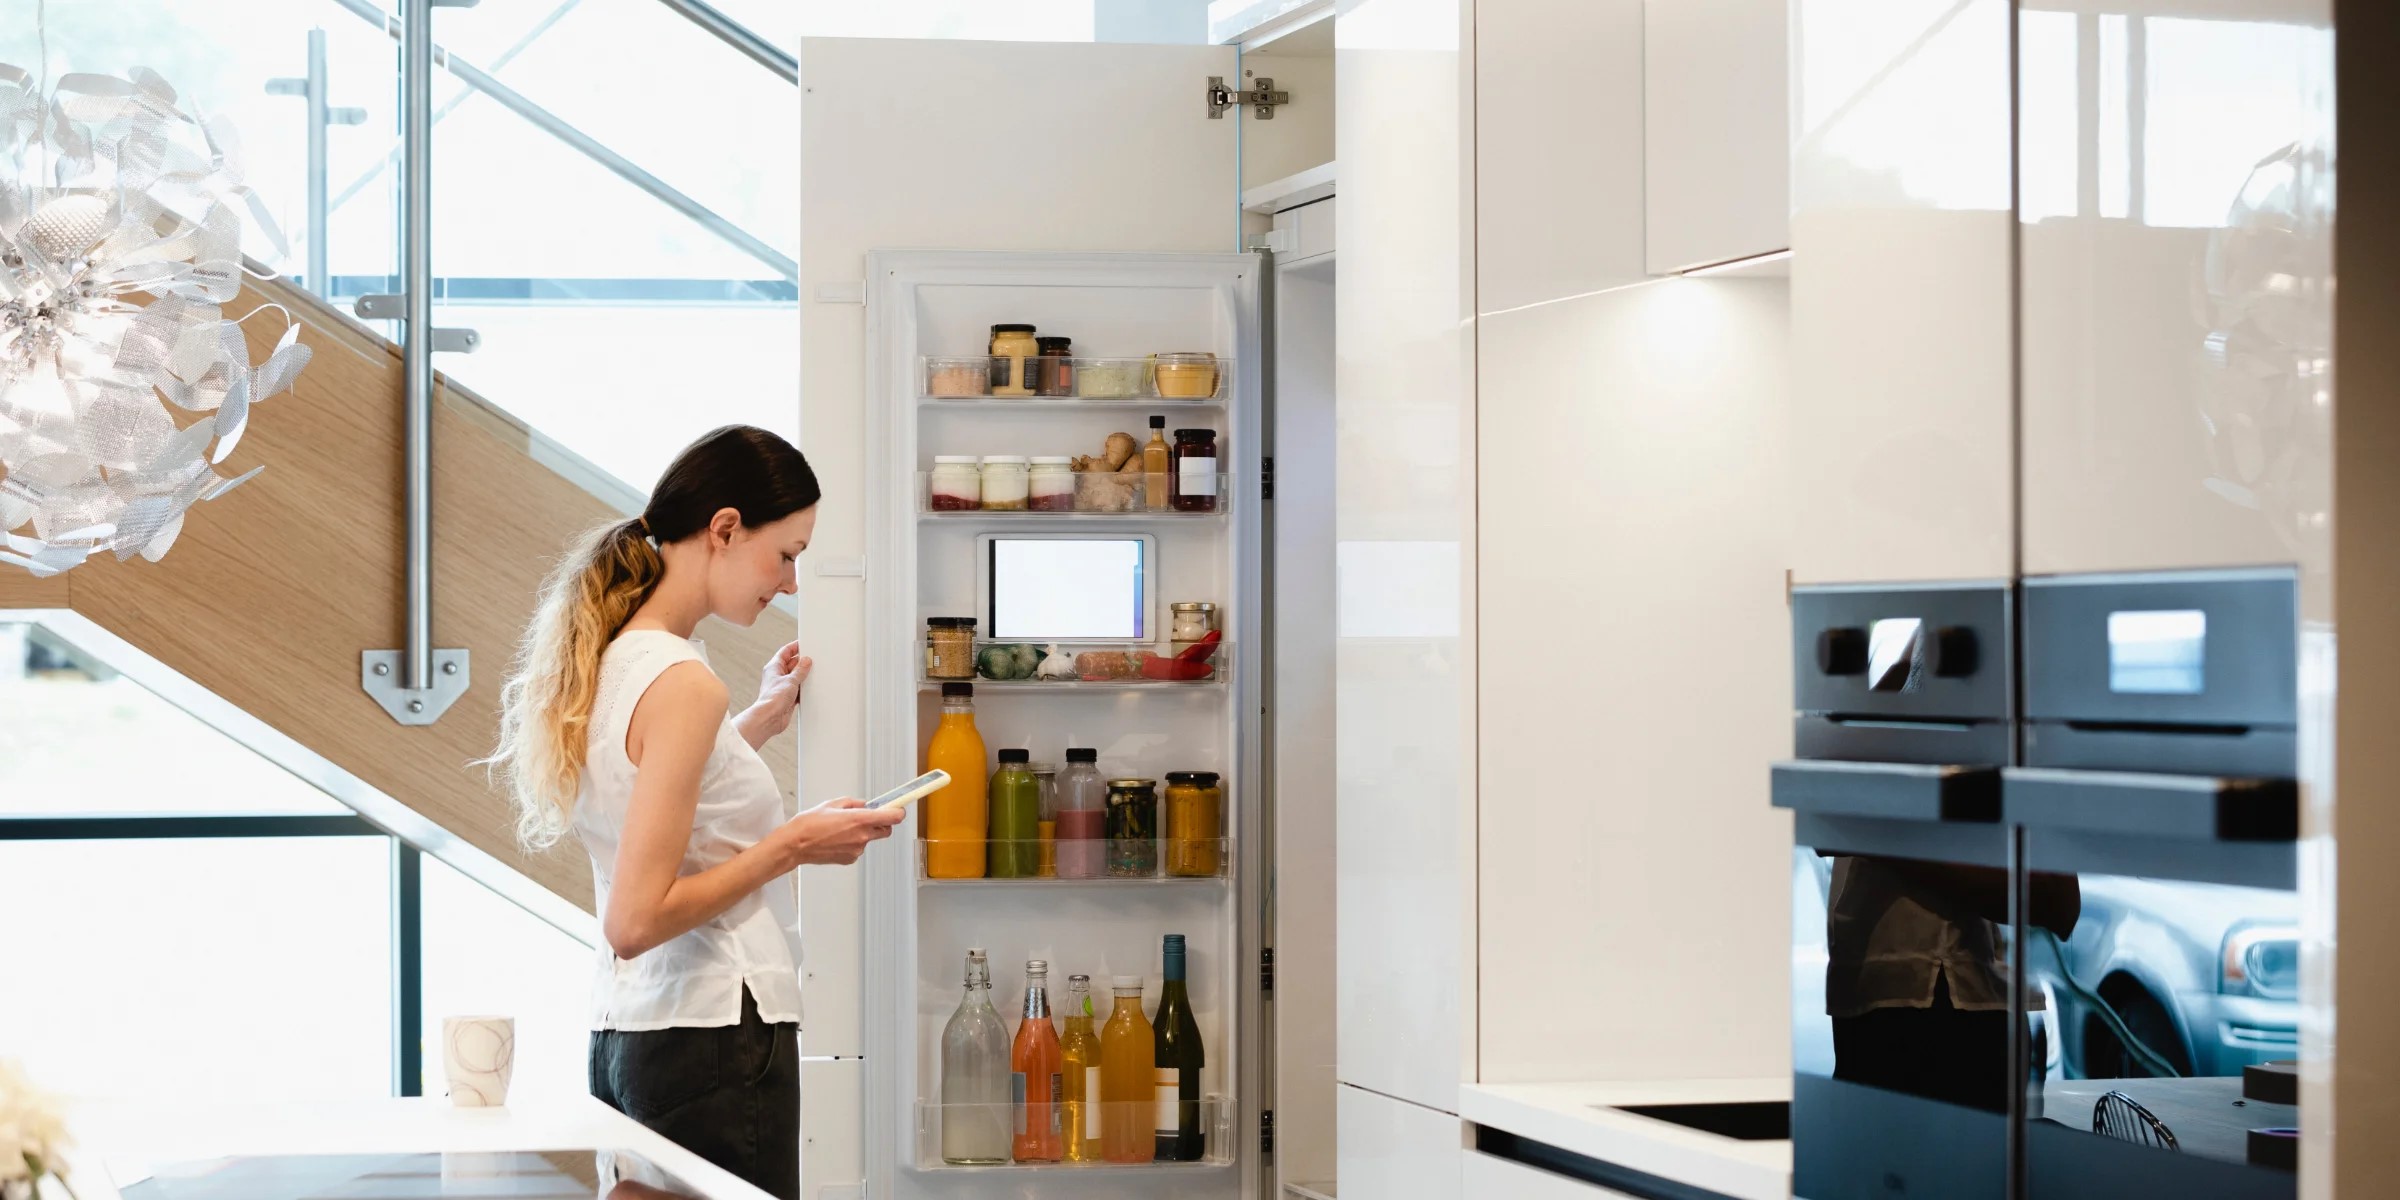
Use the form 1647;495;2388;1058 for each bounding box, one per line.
358;0;479;725
267;28;367;299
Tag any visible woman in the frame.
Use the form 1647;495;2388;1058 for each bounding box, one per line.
488;425;902;1200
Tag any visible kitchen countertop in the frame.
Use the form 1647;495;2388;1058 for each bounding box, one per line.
1460;1078;1792;1200
59;1091;773;1200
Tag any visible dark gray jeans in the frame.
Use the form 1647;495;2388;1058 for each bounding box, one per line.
590;987;800;1200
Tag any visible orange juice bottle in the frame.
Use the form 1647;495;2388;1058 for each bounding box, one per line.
1100;975;1156;1163
924;682;989;878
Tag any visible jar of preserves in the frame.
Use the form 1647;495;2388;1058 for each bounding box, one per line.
925;617;978;680
929;456;980;511
1028;457;1077;512
1104;778;1159;877
989;324;1039;395
1163;771;1222;877
1171;428;1219;513
979;456;1030;510
1152;351;1218;399
1034;336;1075;396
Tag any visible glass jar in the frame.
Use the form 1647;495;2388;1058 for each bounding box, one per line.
989;324;1039;395
1169;601;1219;678
1152;351;1219;399
1035;336;1075;396
1030;762;1059;877
1163;771;1222;877
1171;428;1219;513
929;456;980;511
1104;778;1159;878
925;617;978;680
979;456;1030;510
1028;457;1077;512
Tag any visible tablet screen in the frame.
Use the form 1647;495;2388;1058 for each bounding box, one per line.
987;537;1147;640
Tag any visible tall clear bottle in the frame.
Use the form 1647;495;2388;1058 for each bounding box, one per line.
1153;933;1207;1161
1011;960;1064;1163
1099;975;1156;1163
940;948;1010;1164
1059;974;1104;1163
1054;748;1107;879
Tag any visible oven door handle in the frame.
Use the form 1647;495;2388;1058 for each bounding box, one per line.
2001;767;2297;842
1770;760;2000;823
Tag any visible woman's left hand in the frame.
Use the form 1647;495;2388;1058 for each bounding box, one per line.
740;641;811;744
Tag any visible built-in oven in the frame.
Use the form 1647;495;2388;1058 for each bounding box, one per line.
2012;569;2299;1200
1776;583;2019;1200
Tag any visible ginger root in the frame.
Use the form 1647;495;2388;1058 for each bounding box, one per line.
1102;432;1138;471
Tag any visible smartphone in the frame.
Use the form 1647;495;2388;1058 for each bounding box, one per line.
863;769;950;813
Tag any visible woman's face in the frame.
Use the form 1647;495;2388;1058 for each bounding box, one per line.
702;504;816;626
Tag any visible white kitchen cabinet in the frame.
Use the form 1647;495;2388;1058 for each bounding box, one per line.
1643;0;1790;274
1475;0;1646;313
1340;1084;1466;1200
1462;1151;1640;1200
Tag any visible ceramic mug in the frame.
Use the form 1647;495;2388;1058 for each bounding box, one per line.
442;1015;515;1107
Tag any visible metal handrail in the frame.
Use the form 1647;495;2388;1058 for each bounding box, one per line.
325;0;797;283
653;0;796;82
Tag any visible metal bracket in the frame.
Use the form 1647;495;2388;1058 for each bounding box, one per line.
361;649;472;725
1207;75;1289;120
354;294;482;353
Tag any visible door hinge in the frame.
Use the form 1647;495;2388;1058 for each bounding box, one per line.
1262;456;1275;501
1261;945;1276;993
1262;1109;1276;1157
1208;74;1290;120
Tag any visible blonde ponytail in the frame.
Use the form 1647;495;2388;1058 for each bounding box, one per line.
488;516;663;850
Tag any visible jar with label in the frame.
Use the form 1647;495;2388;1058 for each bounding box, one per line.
1163;771;1222;877
1028;457;1077;511
1152;352;1218;399
980;456;1030;510
1104;779;1159;877
1169;602;1219;679
925;617;978;680
989;324;1039;395
1034;336;1075;396
930;456;981;511
1171;429;1219;513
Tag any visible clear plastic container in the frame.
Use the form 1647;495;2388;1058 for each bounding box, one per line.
926;357;994;398
1151;353;1220;400
1074;359;1151;399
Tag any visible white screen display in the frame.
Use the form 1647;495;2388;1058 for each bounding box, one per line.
989;538;1146;640
2108;609;2206;694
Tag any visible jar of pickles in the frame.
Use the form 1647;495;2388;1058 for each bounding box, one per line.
925;617;977;680
1163;771;1223;877
929;456;980;511
1105;778;1159;877
979;456;1030;510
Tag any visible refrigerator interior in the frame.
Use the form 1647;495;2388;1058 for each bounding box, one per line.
863;250;1266;1200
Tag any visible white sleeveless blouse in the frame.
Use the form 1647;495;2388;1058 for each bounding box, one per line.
571;629;803;1030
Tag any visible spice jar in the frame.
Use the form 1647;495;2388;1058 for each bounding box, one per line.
925;617;977;680
929;456;981;511
1163;771;1223;877
1034;336;1075;396
1104;778;1159;877
979;456;1030;510
989;324;1039;395
1153;351;1219;399
1028;457;1077;512
1171;428;1220;513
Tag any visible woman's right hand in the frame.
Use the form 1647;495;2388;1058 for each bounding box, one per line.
778;797;905;868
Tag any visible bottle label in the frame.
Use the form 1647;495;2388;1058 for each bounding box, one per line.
1155;1067;1181;1134
1012;1072;1027;1136
1085;1067;1102;1110
1178;456;1219;496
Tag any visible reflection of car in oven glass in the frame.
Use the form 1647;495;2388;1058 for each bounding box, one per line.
2029;878;2299;1080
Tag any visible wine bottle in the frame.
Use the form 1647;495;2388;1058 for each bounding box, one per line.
1152;933;1206;1161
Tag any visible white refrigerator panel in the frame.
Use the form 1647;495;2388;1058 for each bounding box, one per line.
1339;1084;1466;1200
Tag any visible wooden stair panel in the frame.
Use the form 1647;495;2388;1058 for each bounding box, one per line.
1;276;797;916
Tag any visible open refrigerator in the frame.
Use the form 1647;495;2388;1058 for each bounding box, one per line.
859;249;1270;1200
